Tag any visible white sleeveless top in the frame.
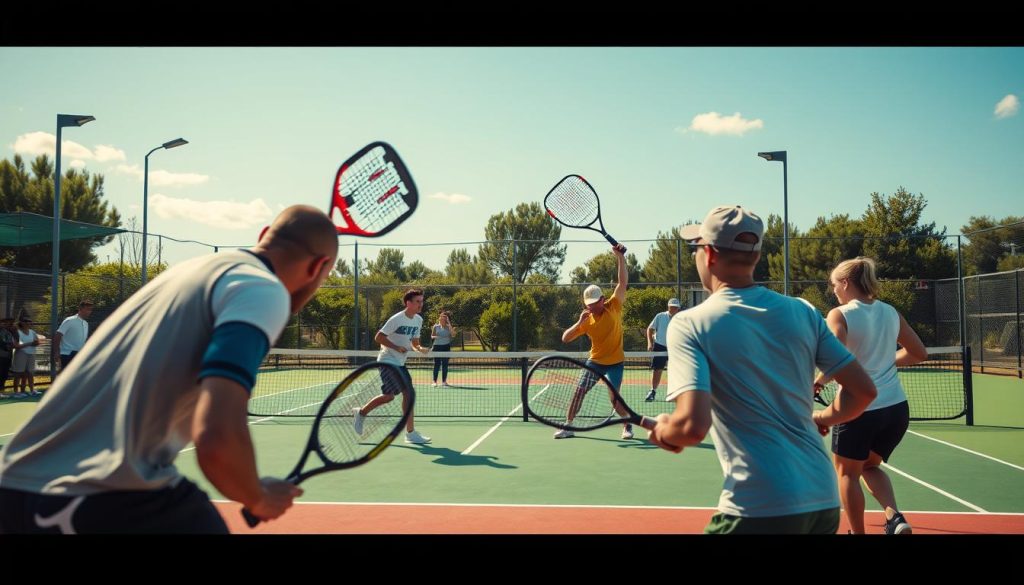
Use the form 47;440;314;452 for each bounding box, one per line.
837;299;907;411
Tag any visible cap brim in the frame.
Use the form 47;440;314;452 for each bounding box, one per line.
679;224;702;241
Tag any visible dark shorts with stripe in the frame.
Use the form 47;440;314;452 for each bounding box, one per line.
380;364;412;396
832;400;910;462
650;343;668;370
0;478;228;534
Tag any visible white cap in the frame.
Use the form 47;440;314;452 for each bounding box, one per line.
667;298;681;308
582;284;603;305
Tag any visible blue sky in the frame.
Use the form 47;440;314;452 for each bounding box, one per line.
1;47;1021;279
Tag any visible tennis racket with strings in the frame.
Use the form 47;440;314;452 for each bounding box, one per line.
544;174;626;253
241;361;414;528
522;355;657;433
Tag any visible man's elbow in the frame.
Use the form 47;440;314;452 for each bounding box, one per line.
682;418;711;445
193;428;232;469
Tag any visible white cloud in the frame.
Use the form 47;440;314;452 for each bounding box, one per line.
114;165;208;187
150;194;274;230
148;170;209;187
94;144;127;162
115;164;144;180
429;192;472;204
69;159;87;169
11;131;119;162
680;111;765;136
995;94;1019;119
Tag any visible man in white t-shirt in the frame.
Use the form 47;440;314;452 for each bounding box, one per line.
647;204;878;534
352;289;432;444
645;297;681;402
53;300;94;373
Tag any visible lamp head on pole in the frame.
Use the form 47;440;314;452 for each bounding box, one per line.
57;114;96;128
162;138;188;150
757;150;787;163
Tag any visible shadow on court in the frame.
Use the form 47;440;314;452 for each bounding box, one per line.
394;443;518;469
563;435;715;451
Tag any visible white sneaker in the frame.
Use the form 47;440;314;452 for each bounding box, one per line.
621;425;634;440
553;428;575;439
442;382;451;387
431;382;437;387
352;408;365;436
405;430;431;444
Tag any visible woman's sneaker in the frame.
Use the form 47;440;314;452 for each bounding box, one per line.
405;430;431;444
884;509;912;535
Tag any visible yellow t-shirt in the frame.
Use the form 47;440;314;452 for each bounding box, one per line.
578;295;625;365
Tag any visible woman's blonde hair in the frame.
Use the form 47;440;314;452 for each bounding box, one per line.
831;256;879;298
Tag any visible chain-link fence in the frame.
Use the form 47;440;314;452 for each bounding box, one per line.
8;230;1012;373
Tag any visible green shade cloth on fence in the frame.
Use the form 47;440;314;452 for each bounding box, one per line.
0;212;124;246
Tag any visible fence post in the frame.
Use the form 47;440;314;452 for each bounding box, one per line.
957;236;968;365
353;241;360;351
676;238;683;301
1017;269;1022;379
512;240;518;351
978;274;985;374
118;242;125;304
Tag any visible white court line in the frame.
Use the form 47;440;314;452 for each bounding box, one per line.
462;404;524;455
461;384;547;455
179;397;325;454
908;429;1024;472
882;462;988;513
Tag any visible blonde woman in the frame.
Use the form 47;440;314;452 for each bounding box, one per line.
815;257;927;535
431;311;455;386
12;317;45;397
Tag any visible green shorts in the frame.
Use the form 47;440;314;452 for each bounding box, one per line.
704;507;840;534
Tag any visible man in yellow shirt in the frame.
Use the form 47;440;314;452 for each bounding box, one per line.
557;243;633;440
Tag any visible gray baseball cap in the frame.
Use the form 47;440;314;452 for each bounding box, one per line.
679;205;764;252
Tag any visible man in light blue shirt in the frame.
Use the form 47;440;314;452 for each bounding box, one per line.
647;205;878;534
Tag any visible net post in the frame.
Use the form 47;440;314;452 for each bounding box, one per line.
963;345;974;426
520;356;529;422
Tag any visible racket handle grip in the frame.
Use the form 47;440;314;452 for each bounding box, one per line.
604;235;626;253
638;416;658;431
242;507;263;528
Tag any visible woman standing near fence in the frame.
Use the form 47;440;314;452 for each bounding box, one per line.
814;257;927;535
12;317;45;397
431;311;455;387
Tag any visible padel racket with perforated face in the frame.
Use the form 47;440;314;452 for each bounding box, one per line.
544;174;626;253
241;361;414;528
328;141;418;237
522;355;655;432
814;381;838;408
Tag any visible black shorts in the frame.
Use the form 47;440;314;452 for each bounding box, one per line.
380;364;412;396
832;400;910;462
0;478;228;534
650;343;668;370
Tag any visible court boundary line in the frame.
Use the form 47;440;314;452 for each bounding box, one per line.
907;429;1024;472
210;498;1024;515
462;403;523;455
882;462;987;512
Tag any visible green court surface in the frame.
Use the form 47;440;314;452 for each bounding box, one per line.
2;371;1022;532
